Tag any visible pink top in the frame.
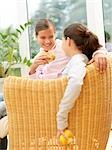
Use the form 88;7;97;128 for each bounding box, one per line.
29;39;70;79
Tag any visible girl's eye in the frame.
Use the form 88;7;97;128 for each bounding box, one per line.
41;37;46;39
49;36;53;39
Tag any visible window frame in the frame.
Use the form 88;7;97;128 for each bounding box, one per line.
18;0;105;59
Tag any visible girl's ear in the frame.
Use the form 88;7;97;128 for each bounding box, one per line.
66;37;71;46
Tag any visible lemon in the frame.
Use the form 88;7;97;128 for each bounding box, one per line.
59;129;74;145
64;129;74;138
59;134;68;145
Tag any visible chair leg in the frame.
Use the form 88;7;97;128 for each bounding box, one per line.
0;136;7;150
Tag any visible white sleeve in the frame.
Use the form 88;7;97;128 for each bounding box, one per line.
57;62;86;130
92;47;108;58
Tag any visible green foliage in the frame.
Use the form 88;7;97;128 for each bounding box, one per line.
0;64;4;78
104;31;111;42
0;21;32;77
22;57;32;67
0;26;19;63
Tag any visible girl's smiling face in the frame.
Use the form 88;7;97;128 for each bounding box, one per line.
36;27;56;51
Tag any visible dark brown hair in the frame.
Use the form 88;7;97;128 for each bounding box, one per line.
35;19;55;36
64;23;102;60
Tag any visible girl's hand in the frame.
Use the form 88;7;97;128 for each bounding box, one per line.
88;53;107;73
34;55;50;65
57;129;65;138
57;129;74;145
57;129;68;145
29;55;50;75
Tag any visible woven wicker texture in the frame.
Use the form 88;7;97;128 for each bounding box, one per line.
3;56;112;150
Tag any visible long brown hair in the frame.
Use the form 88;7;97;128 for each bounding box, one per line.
64;23;102;60
35;19;55;36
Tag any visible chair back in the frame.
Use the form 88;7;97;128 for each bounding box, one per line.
4;56;112;150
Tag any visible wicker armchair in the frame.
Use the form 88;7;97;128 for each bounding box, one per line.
3;57;112;150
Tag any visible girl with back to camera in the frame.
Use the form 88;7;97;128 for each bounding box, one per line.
56;23;102;139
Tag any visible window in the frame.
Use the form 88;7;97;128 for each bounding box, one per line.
103;0;112;52
27;0;87;58
0;0;105;59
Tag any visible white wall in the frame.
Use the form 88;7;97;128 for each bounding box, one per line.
0;0;18;28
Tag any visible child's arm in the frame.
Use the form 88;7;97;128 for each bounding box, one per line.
29;52;50;75
89;47;108;72
57;62;86;131
92;47;107;58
